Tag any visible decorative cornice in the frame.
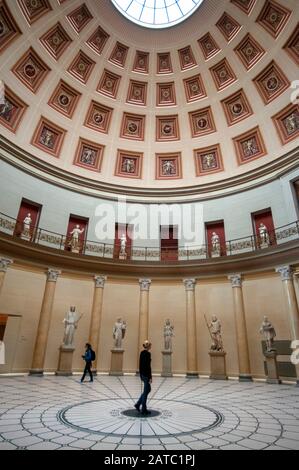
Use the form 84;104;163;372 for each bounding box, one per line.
94;275;107;288
0;258;13;273
183;278;196;291
0;136;299;204
228;274;242;288
46;269;61;282
276;265;293;281
139;279;151;291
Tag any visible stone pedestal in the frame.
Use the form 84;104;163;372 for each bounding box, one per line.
211;249;221;258
56;346;74;376
119;253;127;260
260;241;269;250
264;350;281;384
21;230;30;241
161;350;173;377
110;349;124;376
209;351;228;380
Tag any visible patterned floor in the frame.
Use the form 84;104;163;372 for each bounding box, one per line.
0;375;299;450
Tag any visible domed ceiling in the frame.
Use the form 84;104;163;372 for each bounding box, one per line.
0;0;298;191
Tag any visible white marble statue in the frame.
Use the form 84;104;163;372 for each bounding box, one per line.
22;213;32;238
164;319;174;351
258;223;269;246
207;315;224;352
69;225;85;252
120;233;127;256
260;316;276;352
211;232;220;253
113;318;127;349
23;213;32;231
0;340;5;365
62;306;82;348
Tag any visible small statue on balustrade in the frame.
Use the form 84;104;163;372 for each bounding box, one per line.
211;232;220;254
22;213;32;239
258;223;270;246
69;225;85;252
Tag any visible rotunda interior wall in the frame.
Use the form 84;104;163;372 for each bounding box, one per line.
0;265;295;379
0;160;298;248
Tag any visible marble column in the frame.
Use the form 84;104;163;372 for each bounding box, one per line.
183;279;198;378
30;269;61;376
276;266;299;386
88;275;106;374
228;274;252;382
0;258;13;295
137;279;151;356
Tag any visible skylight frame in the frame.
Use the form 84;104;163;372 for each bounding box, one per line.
110;0;204;29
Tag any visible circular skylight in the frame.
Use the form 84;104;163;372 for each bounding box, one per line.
110;0;205;29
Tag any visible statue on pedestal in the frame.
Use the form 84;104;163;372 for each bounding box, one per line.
62;306;82;348
69;225;85;252
22;213;32;238
113;318;126;349
211;232;220;255
260;316;276;352
205;315;224;351
120;233;127;257
163;319;174;351
258;223;270;246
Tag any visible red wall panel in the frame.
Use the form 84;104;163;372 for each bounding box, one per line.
161;226;178;261
252;209;275;246
65;215;89;253
15;200;41;240
114;224;133;259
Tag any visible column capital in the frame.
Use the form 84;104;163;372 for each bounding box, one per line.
94;276;107;288
228;274;242;288
0;258;13;273
139;279;151;291
46;269;61;282
276;265;293;281
183;278;196;291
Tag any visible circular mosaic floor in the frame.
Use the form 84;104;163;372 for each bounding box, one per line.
58;399;222;437
0;376;299;450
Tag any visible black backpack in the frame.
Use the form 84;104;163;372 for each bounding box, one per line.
90;349;96;361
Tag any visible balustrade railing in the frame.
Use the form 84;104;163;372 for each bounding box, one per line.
0;212;298;263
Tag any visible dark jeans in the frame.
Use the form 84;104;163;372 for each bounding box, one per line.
136;375;151;411
81;362;93;382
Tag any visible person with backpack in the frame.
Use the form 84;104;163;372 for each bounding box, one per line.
80;343;95;383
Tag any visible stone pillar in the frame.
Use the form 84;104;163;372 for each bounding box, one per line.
88;275;106;374
0;258;13;295
183;279;198;378
137;279;151;355
228;274;252;382
276;266;299;386
30;269;61;376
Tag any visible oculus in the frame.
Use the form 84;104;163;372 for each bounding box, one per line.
110;0;205;29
